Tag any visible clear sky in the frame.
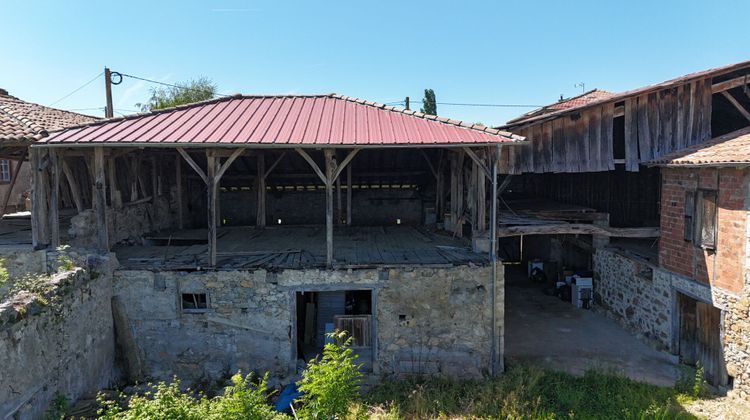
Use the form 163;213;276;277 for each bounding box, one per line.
1;0;748;126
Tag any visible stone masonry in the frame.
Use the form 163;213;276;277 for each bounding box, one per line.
112;264;503;384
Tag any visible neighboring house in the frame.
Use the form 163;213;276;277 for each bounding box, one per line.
0;89;96;213
494;59;750;397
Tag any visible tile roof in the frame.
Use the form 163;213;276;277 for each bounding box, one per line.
648;127;750;167
40;94;525;147
0;91;97;144
506;89;615;124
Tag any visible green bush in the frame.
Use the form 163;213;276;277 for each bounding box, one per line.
297;331;363;419
0;258;8;288
56;245;76;272
97;374;288;420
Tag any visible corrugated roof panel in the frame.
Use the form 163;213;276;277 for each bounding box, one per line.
40;94;524;147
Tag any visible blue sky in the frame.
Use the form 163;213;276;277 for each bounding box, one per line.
1;0;748;126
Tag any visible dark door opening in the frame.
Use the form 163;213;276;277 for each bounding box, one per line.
678;292;730;387
295;290;373;371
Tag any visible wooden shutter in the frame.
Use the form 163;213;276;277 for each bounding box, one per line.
696;190;717;249
684;192;694;242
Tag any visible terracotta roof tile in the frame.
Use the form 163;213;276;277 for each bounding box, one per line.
506;89;615;124
0;91;97;144
648;127;750;167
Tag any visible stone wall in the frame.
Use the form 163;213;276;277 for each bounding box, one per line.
593;248;671;349
112;264;503;384
68;196;174;247
0;263;116;419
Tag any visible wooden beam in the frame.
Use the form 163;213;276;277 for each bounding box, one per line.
325;149;335;267
721;91;750;122
108;156;122;208
215;148;244;181
346;164;352;226
257;153;266;228
295;148;327;184
712;74;750;93
336;175;342;225
93;147;109;251
151;156;158;202
264;151;287;178
462;147;492;180
419;149;438;179
496;223;659;238
30;148;45;248
206;152;218;266
0;150;26;215
331;148;360;182
48;149;60;248
61;158;83;213
175;155;183;229
177;148;208;184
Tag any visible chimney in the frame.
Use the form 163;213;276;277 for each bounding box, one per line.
0;88;8;96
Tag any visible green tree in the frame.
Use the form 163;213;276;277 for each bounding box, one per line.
420;89;437;116
137;77;217;112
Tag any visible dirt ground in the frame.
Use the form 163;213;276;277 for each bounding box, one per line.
683;395;750;419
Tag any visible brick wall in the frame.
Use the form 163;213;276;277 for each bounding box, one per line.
659;167;748;293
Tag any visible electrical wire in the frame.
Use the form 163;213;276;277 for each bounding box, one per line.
48;72;103;106
116;72;232;97
393;100;543;108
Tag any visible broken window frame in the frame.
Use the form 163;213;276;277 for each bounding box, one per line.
181;292;209;313
694;189;718;250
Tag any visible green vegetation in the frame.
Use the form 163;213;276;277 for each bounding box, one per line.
364;365;698;419
0;258;8;288
297;331;363;419
10;273;57;305
137;77;217;112
56;245;75;272
420;88;437;116
93;334;702;419
45;393;69;420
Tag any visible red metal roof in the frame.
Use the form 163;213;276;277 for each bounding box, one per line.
40;94;524;147
648;127;750;167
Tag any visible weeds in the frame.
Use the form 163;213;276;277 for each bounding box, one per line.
56;245;76;272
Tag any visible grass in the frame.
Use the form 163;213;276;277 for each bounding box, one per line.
360;364;699;419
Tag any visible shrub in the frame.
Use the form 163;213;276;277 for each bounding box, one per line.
97;379;206;420
56;245;76;272
297;331;363;419
207;372;287;420
0;258;8;288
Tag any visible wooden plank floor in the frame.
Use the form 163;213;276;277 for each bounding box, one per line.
116;225;488;270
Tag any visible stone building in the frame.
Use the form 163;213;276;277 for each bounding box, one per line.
27;94;523;383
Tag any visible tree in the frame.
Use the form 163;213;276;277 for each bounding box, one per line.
137;77;217;112
420;88;437;116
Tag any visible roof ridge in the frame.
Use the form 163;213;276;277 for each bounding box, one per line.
0;103;47;136
49;93;525;141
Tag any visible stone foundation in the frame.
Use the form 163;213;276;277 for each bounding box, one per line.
112;264;503;384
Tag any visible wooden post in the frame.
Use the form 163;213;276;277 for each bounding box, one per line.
336;174;342;225
346;164;352;226
48;149;60;248
477;151;486;233
256;153;266;228
490;144;500;376
94;147;109;251
30;148;49;249
61;158;83;213
435;151;444;224
108;155;122;208
175;154;183;229
130;156;138;201
206;151;218;266
104;67;114;118
1;151;27;215
325;149;335;267
151;156;158;202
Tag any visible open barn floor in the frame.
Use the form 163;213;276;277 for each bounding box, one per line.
115;225;488;270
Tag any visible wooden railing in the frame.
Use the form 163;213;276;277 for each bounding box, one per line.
334;315;372;348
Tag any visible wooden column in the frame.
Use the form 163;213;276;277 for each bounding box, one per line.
435;151;445;224
490;144;500;376
151;156;158;202
324;149;335;266
256;153;266;228
206;151;218;266
129;156;138;201
346;164;352;226
1;152;27;215
61;158;83;213
48;149;60;248
30;148;49;249
336;175;342;225
175;154;183;229
94;147;109;251
107;156;122;208
476;151;487;233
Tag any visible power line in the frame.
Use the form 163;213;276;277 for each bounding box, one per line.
49;72;103;106
116;72;232;97
392;100;543;108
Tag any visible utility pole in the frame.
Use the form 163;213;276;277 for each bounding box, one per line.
405;96;410;110
104;67;114;118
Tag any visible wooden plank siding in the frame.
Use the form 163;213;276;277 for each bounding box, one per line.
501;77;713;174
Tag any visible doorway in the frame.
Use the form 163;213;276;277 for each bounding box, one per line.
295;290;373;371
678;292;730;387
